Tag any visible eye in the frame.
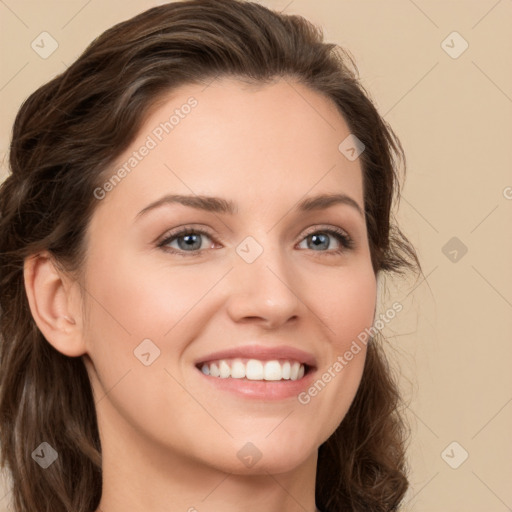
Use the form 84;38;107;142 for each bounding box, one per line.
297;227;355;254
158;227;217;256
157;225;355;257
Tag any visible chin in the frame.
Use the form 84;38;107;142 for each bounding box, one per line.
200;434;318;476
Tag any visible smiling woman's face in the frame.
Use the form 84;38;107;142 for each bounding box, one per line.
80;77;377;476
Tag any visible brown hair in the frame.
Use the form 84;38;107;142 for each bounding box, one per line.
0;1;421;511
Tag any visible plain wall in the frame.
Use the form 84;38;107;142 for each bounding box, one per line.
1;1;511;511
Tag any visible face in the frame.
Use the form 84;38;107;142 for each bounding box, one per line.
81;77;377;475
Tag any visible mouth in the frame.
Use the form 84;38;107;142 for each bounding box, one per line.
195;358;314;381
193;345;317;400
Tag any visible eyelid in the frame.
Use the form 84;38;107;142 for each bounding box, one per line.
300;224;351;240
298;224;355;251
156;224;218;245
157;223;355;254
156;225;220;256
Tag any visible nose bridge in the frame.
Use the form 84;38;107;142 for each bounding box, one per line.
226;233;301;324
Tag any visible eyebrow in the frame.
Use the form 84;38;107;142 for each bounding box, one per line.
135;192;364;220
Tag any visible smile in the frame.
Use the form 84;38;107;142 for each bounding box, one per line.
198;358;307;381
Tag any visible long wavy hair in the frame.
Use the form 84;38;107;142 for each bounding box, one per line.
0;1;421;511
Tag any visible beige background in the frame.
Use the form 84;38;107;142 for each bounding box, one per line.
1;1;511;511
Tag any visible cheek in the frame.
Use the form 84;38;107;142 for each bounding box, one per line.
311;266;377;346
81;249;228;404
80;253;207;440
84;249;217;339
298;266;375;433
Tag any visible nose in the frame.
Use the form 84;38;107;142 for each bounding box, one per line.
225;242;302;329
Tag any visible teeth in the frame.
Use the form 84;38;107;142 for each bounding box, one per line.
290;361;300;380
219;360;230;378
209;362;220;378
199;358;306;381
263;360;282;381
246;359;263;380
282;361;291;380
231;360;246;379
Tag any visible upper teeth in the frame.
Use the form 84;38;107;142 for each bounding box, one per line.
200;359;305;381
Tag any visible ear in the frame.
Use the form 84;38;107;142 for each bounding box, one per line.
23;251;86;357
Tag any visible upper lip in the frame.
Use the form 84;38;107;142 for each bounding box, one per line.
195;344;317;368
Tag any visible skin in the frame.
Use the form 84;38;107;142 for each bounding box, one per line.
24;77;377;512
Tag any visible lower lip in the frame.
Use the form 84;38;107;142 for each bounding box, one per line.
196;367;317;400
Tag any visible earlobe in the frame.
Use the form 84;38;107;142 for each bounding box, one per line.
23;251;86;357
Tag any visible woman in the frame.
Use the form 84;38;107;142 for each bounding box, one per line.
0;1;421;511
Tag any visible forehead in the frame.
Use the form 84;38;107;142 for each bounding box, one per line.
94;77;364;219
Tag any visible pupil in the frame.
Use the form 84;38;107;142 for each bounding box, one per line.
179;234;201;250
311;233;328;250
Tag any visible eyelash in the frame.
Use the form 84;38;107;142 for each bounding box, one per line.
157;225;355;257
